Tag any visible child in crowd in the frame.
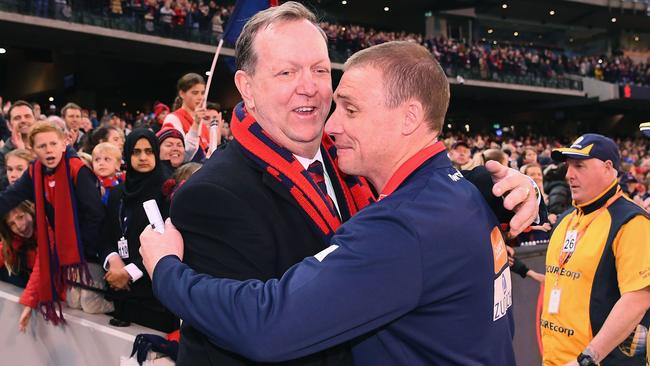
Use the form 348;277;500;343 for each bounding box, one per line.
0;201;36;288
92;142;124;205
4;149;34;187
0;121;111;330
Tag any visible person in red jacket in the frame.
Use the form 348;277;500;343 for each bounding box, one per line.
161;73;210;162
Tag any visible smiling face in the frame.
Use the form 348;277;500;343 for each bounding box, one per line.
130;138;156;173
5;206;34;239
159;137;184;168
235;19;332;158
32;131;66;169
9;105;35;136
325;66;402;185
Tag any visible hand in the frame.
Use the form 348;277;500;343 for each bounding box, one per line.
11;127;25;150
19;306;32;333
530;222;552;232
506;245;515;266
193;107;207;128
548;213;558;225
139;218;184;279
526;270;545;284
105;267;130;290
486;160;539;237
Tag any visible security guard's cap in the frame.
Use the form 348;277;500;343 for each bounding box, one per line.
551;133;620;171
641;122;650;138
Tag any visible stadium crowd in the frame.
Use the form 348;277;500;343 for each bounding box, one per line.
9;1;650;87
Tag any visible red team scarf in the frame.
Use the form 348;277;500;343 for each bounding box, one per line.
30;149;90;324
230;102;375;242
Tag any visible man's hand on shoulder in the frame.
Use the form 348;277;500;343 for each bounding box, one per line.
139;218;185;279
485;160;540;236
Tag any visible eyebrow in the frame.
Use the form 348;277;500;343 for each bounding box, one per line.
334;92;355;103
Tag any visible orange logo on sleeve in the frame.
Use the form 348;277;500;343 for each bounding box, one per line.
491;227;508;274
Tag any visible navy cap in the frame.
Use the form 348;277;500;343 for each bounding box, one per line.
641;122;650;138
551;133;620;171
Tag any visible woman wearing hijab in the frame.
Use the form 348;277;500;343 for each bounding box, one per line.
99;129;178;332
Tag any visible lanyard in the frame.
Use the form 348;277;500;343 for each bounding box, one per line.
554;189;622;286
118;199;128;238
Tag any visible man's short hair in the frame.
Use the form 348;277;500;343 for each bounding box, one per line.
92;142;122;162
344;41;450;133
61;102;82;118
206;102;220;112
7;100;34;121
235;1;327;74
28;121;65;147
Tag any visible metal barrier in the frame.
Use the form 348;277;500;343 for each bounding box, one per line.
0;281;164;366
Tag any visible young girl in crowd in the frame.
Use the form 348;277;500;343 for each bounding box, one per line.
161;73;210;162
5;149;34;187
99;129;178;332
92;143;124;205
0;201;36;288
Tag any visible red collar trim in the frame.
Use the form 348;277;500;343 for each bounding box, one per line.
378;141;446;200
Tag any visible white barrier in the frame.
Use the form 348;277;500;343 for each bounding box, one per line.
0;281;164;366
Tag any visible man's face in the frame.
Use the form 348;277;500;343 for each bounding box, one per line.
202;109;220;126
6;206;34;239
325;66;401;184
9;106;35;135
238;19;332;156
450;145;471;166
565;158;614;204
32;131;66;169
63;108;82;130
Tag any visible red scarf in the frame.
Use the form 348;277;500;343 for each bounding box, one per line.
169;108;211;151
30;149;89;325
231;103;375;242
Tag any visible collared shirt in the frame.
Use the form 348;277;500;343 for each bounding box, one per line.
293;148;341;215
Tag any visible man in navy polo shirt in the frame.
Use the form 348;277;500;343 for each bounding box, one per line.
140;41;516;365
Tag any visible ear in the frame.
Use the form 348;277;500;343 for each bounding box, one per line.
401;100;425;136
234;70;255;110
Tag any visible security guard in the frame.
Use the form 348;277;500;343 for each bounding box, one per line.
541;134;650;366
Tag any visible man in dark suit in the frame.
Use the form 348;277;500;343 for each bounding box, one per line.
164;2;540;366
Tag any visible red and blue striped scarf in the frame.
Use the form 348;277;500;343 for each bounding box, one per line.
230;102;375;242
31;148;91;325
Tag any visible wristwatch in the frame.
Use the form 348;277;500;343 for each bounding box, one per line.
577;351;597;366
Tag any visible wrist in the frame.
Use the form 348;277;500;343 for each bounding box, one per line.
577;346;600;366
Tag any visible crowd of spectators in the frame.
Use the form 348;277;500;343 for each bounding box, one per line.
443;131;650;214
322;21;650;87
7;1;650;87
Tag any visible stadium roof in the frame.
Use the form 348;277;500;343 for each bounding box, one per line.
314;0;650;34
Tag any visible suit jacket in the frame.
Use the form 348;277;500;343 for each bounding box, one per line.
170;140;353;366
